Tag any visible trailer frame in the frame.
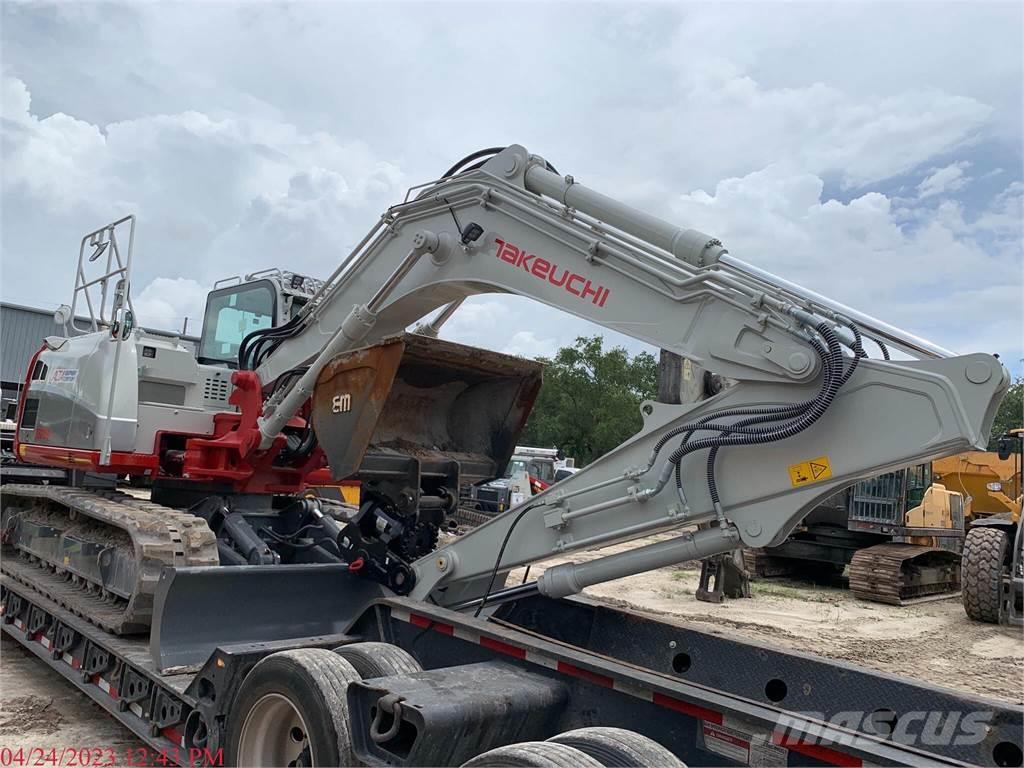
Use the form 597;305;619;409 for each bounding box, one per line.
3;574;1022;768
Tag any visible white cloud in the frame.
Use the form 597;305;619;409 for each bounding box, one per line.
133;277;209;335
669;167;1022;363
501;331;559;361
1;72;407;312
917;162;972;199
1;3;1021;376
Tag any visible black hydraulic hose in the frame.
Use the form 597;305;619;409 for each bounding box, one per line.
473;500;544;618
646;338;836;469
703;326;866;506
442;147;507;179
651;319;869;465
441;146;560;181
682;338;834;498
664;323;843;512
239;314;305;369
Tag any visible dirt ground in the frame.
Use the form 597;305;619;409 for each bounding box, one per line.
1;634;143;758
1;534;1021;752
508;533;1024;705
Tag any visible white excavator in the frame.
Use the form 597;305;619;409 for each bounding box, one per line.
2;146;1015;767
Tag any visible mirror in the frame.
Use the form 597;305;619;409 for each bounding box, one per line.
997;437;1013;461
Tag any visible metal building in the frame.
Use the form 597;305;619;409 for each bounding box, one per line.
1;302;198;405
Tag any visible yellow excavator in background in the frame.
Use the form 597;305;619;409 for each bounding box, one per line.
743;462;968;604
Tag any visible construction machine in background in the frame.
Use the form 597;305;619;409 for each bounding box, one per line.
2;146;1019;766
458;445;577;527
962;429;1023;626
744;463;967;604
934;449;1022;519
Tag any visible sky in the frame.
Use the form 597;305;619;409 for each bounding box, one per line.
2;1;1022;375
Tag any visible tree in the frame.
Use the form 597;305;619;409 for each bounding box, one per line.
519;336;658;466
989;376;1023;449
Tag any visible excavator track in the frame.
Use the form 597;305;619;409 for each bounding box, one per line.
848;543;960;605
0;484;218;635
742;548;798;579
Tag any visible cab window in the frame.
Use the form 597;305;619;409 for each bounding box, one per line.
905;463;931;508
198;282;276;366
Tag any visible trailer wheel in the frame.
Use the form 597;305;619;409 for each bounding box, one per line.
333;641;422;678
962;526;1010;623
461;742;603;767
547;727;686;767
227;649;360;767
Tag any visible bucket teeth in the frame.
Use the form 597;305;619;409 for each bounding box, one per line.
1;484;218;634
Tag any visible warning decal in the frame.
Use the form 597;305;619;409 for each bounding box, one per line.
700;721;788;767
788;455;833;487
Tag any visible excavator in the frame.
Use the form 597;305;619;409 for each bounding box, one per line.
742;463;969;604
1;146;1016;766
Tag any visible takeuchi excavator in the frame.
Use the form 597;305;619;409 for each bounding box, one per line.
1;146;1015;767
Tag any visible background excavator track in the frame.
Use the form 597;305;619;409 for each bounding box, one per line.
848;543;961;605
1;485;217;634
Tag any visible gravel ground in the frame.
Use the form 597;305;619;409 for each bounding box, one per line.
2;535;1021;754
0;635;143;760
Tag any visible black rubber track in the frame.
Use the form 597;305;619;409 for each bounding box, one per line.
962;526;1010;623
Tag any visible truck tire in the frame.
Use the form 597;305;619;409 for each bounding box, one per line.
462;742;603;767
547;727;686;767
227;648;360;767
333;641;422;678
962;526;1009;624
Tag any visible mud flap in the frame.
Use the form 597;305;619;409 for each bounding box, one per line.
149;564;385;672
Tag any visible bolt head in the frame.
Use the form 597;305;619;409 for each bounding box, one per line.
787;351;811;374
965;360;993;384
746;521;763;537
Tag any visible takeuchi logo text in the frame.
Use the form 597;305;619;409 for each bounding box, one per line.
494;238;609;307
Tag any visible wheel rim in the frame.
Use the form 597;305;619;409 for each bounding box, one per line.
237;692;315;767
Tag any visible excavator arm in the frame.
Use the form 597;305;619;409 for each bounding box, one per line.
242;145;1007;608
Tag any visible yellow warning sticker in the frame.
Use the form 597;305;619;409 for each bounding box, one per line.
788;455;833;487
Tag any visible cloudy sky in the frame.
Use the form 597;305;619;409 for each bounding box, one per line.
2;2;1021;374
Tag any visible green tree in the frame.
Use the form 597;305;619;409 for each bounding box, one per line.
989;376;1024;449
520;336;658;466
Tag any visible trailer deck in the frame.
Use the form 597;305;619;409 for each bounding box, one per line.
3;571;1022;767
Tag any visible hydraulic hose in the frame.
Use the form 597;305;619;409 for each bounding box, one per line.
702;326;865;506
644;322;844;511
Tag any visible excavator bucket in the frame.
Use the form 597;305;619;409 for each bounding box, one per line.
312;332;544;498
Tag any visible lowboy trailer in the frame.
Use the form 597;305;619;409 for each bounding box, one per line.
2;571;1022;767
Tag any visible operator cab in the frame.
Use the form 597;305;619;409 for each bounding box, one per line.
198;269;323;367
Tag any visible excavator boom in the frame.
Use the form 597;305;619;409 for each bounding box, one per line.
234;145;1006;606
